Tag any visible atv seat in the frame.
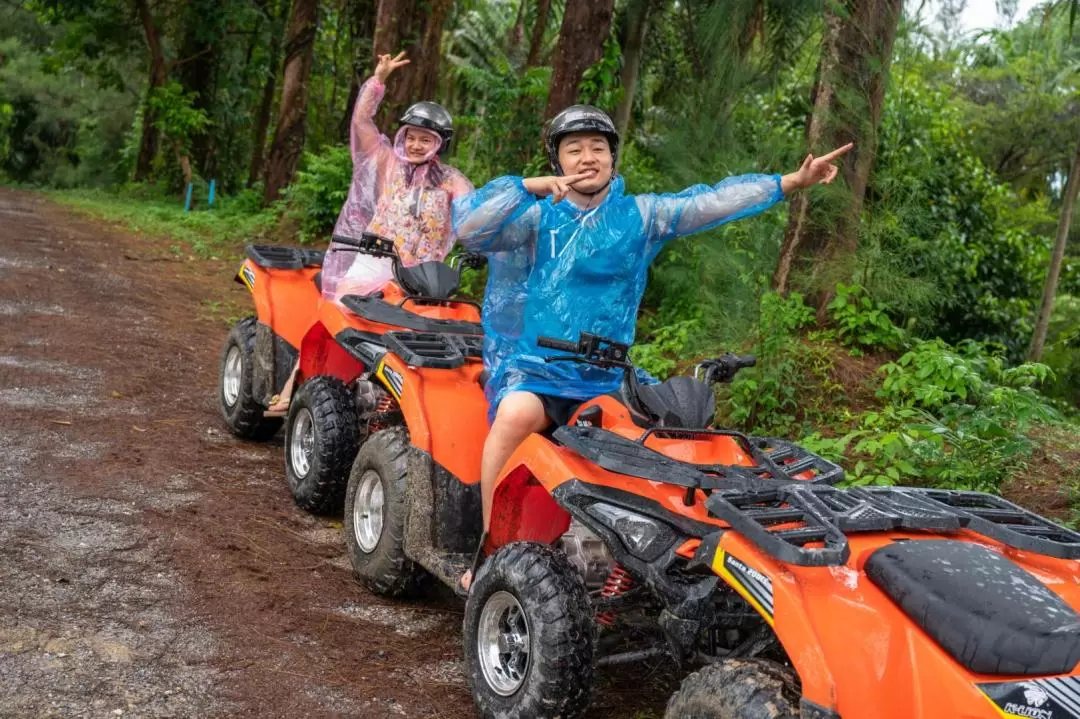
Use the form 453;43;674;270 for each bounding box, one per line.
394;261;461;299
633;376;716;429
865;539;1080;676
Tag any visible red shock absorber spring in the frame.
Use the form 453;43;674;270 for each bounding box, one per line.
367;394;398;432
596;564;633;627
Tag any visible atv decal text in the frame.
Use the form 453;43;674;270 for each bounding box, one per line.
240;266;256;291
981;677;1080;719
376;361;404;400
714;549;774;624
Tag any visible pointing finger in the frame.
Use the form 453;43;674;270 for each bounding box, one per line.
820;143;854;162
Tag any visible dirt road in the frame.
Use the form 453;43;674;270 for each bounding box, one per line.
0;189;671;718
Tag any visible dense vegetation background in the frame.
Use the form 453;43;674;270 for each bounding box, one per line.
3;0;1079;505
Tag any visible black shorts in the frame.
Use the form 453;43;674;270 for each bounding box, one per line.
537;394;583;427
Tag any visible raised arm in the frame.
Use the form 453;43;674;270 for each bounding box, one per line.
349;52;410;162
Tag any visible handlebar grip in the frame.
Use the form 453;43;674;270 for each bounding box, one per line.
537;336;579;353
734;355;757;368
330;235;363;247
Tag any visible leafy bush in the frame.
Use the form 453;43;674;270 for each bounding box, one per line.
282;145;353;242
827;283;905;353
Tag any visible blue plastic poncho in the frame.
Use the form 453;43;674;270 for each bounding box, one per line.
452;173;785;414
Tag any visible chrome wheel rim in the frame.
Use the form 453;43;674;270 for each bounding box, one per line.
477;590;530;696
353;470;384;553
222;346;242;407
289;408;314;478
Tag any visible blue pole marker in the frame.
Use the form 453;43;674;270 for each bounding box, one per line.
208;179;216;208
184;182;193;213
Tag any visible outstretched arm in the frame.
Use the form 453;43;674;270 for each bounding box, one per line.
639;143;854;254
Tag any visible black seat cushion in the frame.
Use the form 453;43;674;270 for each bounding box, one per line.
635;376;716;429
865;539;1080;676
394;261;461;298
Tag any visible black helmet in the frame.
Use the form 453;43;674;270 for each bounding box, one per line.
545;104;620;175
400;101;454;147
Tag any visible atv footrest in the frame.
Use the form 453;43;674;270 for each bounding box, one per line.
383;331;482;369
246;244;325;269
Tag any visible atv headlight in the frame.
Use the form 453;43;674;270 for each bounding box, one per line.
586;503;676;561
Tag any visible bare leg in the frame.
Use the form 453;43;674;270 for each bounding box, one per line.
265;362;299;417
461;392;549;592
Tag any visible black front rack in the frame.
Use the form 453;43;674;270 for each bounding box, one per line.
383;330;483;369
705;483;1080;567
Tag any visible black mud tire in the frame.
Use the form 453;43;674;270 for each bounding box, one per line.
664;659;801;719
284;375;359;514
219;316;282;441
344;428;424;597
463;542;595;719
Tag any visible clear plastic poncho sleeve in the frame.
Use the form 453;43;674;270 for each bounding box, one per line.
453;173;784;415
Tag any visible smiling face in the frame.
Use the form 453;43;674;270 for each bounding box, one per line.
557;131;613;194
403;127;440;163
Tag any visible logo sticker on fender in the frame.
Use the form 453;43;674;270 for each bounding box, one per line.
375;360;404;399
980;677;1080;719
713;549;774;624
240;266;256;290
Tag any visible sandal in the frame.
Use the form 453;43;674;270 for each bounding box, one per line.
264;394;290;418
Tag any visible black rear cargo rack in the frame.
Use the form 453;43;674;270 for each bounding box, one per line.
705;484;1080;567
246;244;325;270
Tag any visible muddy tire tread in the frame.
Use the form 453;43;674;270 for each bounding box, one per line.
344;428;423;597
284;375;359;514
664;658;801;719
464;542;595;719
219;316;282;441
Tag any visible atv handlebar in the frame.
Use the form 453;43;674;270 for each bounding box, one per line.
695;354;757;384
450;251;487;271
537;336;580;353
331;233;398;258
538;333;630;367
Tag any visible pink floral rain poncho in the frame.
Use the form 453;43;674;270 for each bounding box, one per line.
321;78;473;300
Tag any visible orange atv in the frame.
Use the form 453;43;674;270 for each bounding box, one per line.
343;330;1080;719
217;235;482;514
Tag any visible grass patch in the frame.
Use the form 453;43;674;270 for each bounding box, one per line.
50;187;281;260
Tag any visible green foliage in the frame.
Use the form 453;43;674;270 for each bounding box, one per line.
827;283;906;353
724;292;816;435
282;145;353;242
148;82;211;156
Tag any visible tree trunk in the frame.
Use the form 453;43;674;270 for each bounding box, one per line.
263;0;319;203
133;0;169;182
614;0;650;140
543;0;615;120
771;0;903;305
525;0;551;69
1029;136;1080;361
369;0;451;128
508;0;526;58
249;0;291;187
338;0;377;142
177;0;221;178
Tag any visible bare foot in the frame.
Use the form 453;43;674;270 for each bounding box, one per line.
458;569;473;596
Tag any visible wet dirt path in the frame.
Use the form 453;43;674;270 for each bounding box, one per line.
0;189;671;718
